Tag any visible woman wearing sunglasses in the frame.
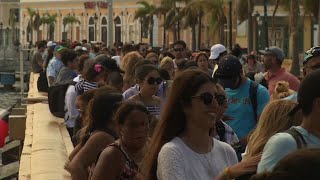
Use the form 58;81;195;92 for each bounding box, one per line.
129;64;162;119
141;69;233;179
210;84;239;146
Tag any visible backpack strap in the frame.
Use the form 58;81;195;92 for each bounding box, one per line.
249;81;259;122
285;128;307;149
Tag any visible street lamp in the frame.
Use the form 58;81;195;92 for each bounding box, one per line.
0;22;3;47
94;13;98;41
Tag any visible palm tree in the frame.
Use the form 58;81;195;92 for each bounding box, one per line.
63;16;80;41
161;0;180;41
134;0;157;46
34;12;41;41
27;8;37;44
9;10;17;42
40;13;57;40
192;0;226;44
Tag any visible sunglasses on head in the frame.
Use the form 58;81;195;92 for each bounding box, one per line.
174;48;184;52
192;92;216;106
145;77;162;85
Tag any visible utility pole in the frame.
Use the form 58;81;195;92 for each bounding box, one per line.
108;0;113;48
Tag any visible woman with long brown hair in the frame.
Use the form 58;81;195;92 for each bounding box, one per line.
141;69;238;179
66;87;123;180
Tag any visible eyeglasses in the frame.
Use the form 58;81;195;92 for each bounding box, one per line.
173;48;184;52
192;92;216;106
304;46;320;65
145;77;162;85
305;64;320;70
215;94;227;106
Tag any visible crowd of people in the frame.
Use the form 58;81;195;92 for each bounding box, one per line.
31;39;320;180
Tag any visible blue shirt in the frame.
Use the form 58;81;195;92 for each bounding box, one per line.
46;56;63;79
257;126;320;173
225;79;270;139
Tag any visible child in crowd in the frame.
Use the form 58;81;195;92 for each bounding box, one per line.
75;61;106;94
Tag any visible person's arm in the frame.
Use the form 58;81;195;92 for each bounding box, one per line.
67;132;115;180
69;143;83;161
157;146;186;180
91;146;123;180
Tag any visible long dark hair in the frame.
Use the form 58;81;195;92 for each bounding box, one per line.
79;87;123;145
141;69;216;179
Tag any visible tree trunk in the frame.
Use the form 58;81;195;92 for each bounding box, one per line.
192;24;196;51
163;14;166;48
247;0;253;54
290;0;300;76
30;22;33;45
198;12;202;50
271;0;280;40
150;17;154;47
71;24;73;41
219;16;226;45
318;1;320;45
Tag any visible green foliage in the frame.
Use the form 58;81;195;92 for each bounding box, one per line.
63;15;81;26
134;1;157;30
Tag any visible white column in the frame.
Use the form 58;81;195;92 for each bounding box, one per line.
153;15;159;47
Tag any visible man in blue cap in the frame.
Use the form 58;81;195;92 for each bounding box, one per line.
214;55;270;151
46;45;65;86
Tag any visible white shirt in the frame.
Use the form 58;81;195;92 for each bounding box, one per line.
157;137;238;180
64;76;81;128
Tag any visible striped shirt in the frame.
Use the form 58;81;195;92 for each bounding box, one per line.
146;105;161;119
75;79;98;94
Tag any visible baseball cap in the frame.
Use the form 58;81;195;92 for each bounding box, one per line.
289;69;320;116
54;45;64;53
259;46;285;62
209;44;227;60
303;46;320;65
47;41;56;47
214;55;242;78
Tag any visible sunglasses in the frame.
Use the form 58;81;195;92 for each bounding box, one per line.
145;77;162;85
174;48;184;52
305;64;320;70
215;94;227;106
192;92;216;106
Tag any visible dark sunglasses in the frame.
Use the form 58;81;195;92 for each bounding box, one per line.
215;94;227;106
192;92;216;106
174;48;184;52
305;64;320;70
145;77;162;85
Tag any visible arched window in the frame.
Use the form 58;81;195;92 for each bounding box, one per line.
114;16;121;44
88;17;95;42
101;17;107;44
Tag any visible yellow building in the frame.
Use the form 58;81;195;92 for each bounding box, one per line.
19;0;234;49
0;0;20;46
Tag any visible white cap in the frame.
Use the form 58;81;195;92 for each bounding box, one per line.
209;44;227;60
111;56;121;66
47;41;56;47
74;46;87;51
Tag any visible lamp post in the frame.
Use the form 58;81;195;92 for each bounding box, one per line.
0;22;3;47
94;13;98;41
229;0;233;50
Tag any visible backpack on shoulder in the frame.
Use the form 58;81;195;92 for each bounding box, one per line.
48;81;76;118
37;70;49;92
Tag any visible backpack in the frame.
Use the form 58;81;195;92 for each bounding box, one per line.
37;70;49;92
285;128;307;149
48;81;76;118
249;81;259;121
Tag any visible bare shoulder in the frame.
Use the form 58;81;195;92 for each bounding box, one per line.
86;131;116;149
99;144;123;162
129;94;140;101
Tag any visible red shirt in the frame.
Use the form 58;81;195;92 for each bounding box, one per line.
0;119;8;148
265;68;300;95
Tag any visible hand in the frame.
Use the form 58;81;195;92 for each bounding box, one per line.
228;154;262;178
222;115;234;121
